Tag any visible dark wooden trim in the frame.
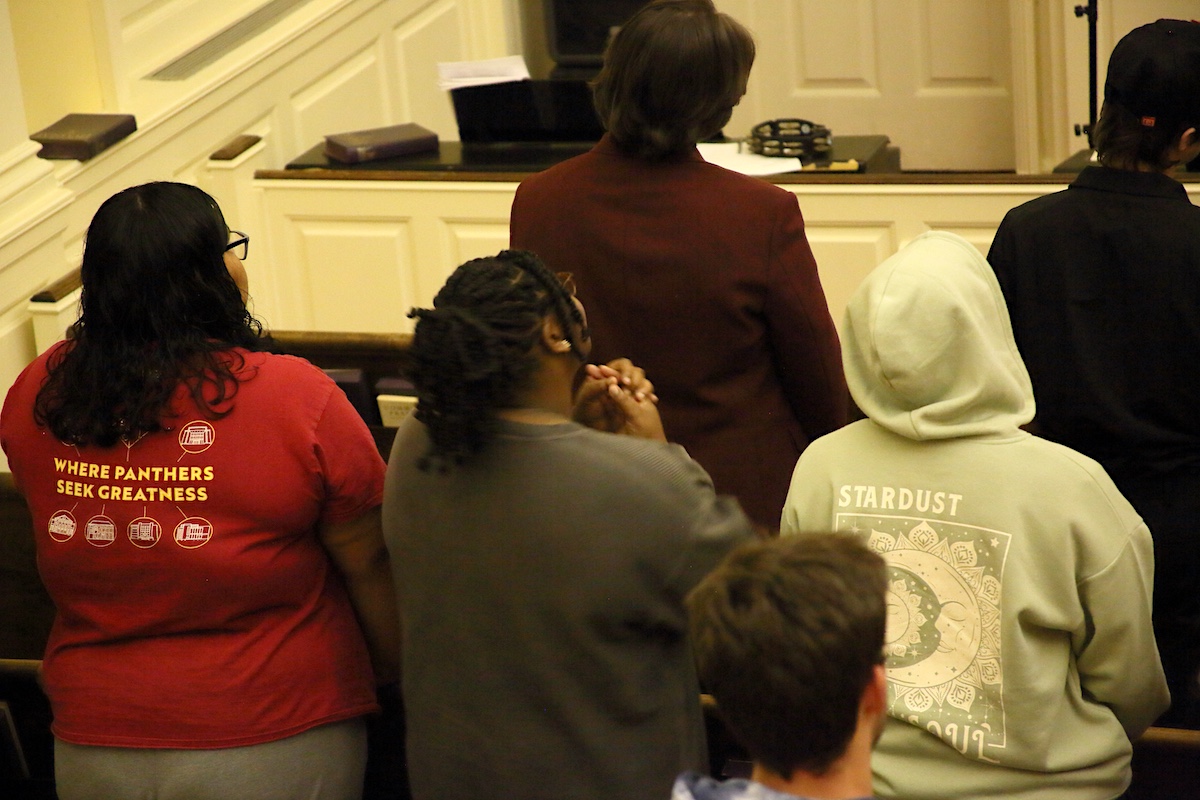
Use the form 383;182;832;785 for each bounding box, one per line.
30;269;81;304
256;167;1200;186
269;329;413;377
0;659;40;675
769;172;1072;186
254;168;1083;186
1138;725;1200;749
256;168;532;182
210;134;262;161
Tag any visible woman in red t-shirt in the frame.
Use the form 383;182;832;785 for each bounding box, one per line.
1;182;399;800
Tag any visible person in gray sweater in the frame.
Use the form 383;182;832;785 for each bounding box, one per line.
382;249;755;800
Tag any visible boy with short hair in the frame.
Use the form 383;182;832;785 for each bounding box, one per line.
677;534;887;800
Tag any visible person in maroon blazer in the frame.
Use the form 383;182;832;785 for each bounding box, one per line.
510;0;847;528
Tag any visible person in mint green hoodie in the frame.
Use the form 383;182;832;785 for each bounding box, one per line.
780;231;1169;800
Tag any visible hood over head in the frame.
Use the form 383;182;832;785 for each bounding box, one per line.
842;231;1034;441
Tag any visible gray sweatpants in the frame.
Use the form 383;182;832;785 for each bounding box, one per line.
54;718;368;800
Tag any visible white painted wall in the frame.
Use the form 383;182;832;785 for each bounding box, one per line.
0;0;74;471
0;0;522;470
8;0;109;132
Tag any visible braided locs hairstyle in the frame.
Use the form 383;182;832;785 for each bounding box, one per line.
407;249;587;471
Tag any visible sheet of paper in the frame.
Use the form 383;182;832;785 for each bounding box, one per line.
437;56;531;91
697;142;803;176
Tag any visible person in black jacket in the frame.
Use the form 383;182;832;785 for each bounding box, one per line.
987;19;1200;727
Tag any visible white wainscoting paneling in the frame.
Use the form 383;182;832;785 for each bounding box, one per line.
803;224;896;327
252;176;1079;338
436;219;514;274
257;179;519;332
294;220;418;332
796;184;1053;325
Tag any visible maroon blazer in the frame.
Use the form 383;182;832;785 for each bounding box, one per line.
510;135;847;527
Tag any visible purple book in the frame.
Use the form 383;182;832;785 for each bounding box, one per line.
323;123;439;164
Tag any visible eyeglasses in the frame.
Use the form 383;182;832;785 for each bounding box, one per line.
225;230;249;261
556;272;577;297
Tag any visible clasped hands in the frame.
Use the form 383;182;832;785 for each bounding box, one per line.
572;358;666;442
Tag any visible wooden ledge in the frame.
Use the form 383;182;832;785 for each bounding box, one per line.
269;329;413;376
31;269;81;303
269;329;411;354
1138;725;1200;749
0;658;41;676
255;167;1078;186
255;168;532;183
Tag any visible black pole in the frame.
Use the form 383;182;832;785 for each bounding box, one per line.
1074;1;1098;148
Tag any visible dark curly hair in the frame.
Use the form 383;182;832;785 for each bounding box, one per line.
407;249;587;470
34;182;268;447
591;0;755;160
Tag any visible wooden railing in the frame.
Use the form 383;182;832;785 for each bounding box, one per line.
269;329;412;384
29;268;80;304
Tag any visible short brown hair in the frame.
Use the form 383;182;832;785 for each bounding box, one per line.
591;0;755;160
687;534;887;779
1093;99;1192;171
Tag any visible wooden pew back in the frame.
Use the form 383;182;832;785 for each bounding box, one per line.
270;330;413;461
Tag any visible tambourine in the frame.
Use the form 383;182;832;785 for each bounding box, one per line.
745;119;833;162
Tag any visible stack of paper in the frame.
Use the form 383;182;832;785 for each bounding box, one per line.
437;56;531;91
696;143;802;176
697;142;860;175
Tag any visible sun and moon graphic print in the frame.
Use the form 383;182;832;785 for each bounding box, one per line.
838;499;1011;763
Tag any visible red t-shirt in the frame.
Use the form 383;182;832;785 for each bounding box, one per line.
1;346;385;748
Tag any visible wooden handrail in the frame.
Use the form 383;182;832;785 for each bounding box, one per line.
1138;725;1200;749
269;329;412;354
0;658;41;676
210;134;261;161
30;268;81;304
268;329;413;377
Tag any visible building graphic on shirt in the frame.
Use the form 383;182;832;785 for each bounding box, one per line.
48;510;77;542
128;517;162;548
836;513;1010;762
85;514;117;547
174;516;213;549
178;420;215;454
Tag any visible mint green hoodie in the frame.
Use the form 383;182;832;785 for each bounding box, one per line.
781;231;1168;800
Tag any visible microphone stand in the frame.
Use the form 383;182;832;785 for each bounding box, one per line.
1073;0;1098;149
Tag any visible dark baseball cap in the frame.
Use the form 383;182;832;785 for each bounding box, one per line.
1105;19;1200;129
